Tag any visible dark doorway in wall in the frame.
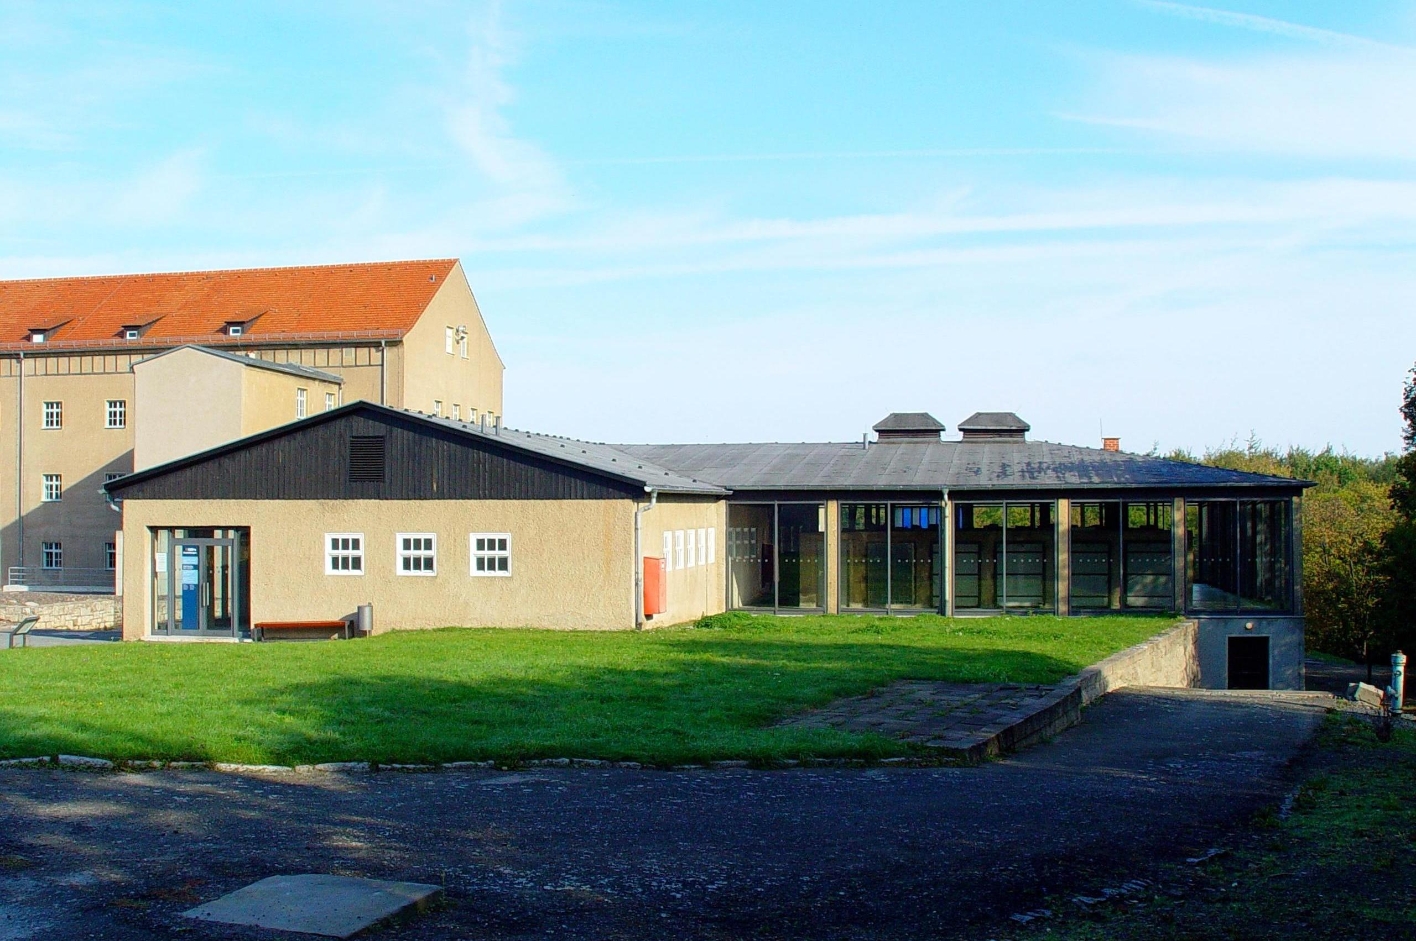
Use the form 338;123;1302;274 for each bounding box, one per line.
1227;635;1270;690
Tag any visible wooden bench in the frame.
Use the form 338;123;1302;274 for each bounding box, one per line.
253;619;351;642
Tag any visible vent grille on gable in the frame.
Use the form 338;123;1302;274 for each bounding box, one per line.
348;435;387;482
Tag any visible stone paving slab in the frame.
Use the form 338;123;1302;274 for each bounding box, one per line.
182;874;442;938
778;680;1061;754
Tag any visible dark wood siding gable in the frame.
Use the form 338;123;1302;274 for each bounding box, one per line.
114;412;641;501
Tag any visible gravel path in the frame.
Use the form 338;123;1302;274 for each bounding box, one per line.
0;687;1329;940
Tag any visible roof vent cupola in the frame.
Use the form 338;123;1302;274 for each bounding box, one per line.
872;412;946;442
958;412;1030;441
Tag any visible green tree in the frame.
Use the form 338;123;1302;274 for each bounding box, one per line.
1380;363;1416;656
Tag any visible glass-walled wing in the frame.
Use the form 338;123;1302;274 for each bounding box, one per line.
1069;501;1175;613
841;503;888;608
727;504;774;609
891;505;942;608
1185;499;1293;612
953;502;1056;612
727;502;826;612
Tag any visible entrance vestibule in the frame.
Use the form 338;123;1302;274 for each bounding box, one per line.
150;528;250;638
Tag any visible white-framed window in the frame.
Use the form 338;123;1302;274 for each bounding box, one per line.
30;330;46;343
451;404;460;421
296;388;307;419
325;533;364;575
106;399;127;429
42;542;62;569
105;542;117;571
104;472;126;483
698;528;707;566
707;527;716;564
41;474;62;502
675;530;685;570
396;533;436;575
470;533;511;576
325;392;337;412
227;324;244;337
432;400;443;417
459;334;469;359
123;328;141;340
662;531;673;570
42;401;62;429
685;529;696;568
445;326;455;354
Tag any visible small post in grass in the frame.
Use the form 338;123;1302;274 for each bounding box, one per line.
1391;651;1406;712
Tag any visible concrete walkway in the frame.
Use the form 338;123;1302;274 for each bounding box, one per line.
0;687;1329;940
11;629;120;648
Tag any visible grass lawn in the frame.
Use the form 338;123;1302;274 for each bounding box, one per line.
995;714;1416;941
0;613;1170;766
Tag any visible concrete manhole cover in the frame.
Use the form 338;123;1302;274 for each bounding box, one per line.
183;874;442;938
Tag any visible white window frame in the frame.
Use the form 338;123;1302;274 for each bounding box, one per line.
105;399;127;429
42;401;62;429
227;324;243;337
41;474;62;502
123;328;140;340
662;531;673;570
451;404;460;421
685;529;696;568
41;541;62;570
459;334;469;359
325;533;365;575
675;530;685;570
470;533;512;576
445;326;455;354
396;533;437;576
707;527;716;564
295;388;307;419
698;528;707;566
104;472;126;484
432;400;443;417
325;392;336;412
105;541;117;571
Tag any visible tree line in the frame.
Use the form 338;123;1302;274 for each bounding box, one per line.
1166;365;1416;666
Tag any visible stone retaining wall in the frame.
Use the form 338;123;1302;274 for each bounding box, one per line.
983;620;1200;758
0;596;122;631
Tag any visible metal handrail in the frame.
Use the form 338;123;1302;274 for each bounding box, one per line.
6;566;116;591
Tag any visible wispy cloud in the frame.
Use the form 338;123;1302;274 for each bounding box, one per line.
1136;0;1413;52
443;1;570;226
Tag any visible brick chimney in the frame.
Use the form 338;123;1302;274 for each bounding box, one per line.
1102;437;1120;452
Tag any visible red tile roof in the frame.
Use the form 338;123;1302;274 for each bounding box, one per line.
0;259;459;350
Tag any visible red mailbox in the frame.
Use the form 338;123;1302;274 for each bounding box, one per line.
643;557;667;617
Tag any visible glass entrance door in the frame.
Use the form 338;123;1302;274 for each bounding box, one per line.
168;537;240;637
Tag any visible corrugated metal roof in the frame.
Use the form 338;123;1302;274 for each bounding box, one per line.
419;415;728;495
615;440;1306;492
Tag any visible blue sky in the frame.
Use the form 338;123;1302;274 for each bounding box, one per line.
3;1;1414;454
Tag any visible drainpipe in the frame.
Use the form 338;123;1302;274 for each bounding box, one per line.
633;488;658;629
940;487;950;616
15;350;23;570
378;340;387;405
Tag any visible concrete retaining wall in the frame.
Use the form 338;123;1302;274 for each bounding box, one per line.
997;620;1200;756
0;596;122;631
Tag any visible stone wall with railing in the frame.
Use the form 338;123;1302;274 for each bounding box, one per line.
0;594;122;631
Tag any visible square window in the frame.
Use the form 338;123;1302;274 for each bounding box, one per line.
325;533;364;575
227;324;243;336
470;533;512;576
106;399;127;429
43;401;62;429
41;474;62;502
105;542;117;571
396;533;436;576
42;542;62;570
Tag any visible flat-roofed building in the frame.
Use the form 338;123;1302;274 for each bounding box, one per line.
0;259;502;589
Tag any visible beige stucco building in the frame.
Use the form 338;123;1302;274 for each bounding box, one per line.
0;259;502;589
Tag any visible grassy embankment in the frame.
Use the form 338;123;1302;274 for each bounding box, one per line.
0;613;1169;765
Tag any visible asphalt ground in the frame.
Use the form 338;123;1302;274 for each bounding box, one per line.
0;687;1329;940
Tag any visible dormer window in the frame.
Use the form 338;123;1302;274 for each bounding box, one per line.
226;324;244;337
29;330;46;343
124;329;141;340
